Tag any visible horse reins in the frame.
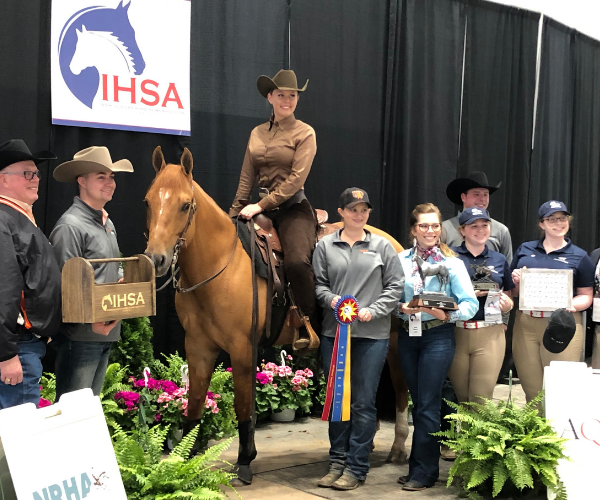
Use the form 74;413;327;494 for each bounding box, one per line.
156;185;239;293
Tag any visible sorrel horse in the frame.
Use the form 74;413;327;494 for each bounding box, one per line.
143;147;409;485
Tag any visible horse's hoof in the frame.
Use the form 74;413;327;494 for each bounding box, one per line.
386;450;409;465
232;463;253;485
230;477;252;487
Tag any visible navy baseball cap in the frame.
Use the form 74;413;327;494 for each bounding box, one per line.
543;308;576;354
338;187;372;209
459;207;491;226
538;200;569;219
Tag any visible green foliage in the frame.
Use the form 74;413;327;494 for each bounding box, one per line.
112;423;236;500
151;352;187;385
100;363;130;430
109;316;155;374
40;373;56;403
434;392;568;499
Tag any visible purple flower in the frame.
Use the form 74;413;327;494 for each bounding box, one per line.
155;413;162;422
256;372;270;385
159;380;179;394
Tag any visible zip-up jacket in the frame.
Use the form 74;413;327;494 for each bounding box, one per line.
49;197;122;342
0;201;61;362
313;229;403;339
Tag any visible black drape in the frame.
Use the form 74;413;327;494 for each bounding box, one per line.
528;18;575;241
289;0;389;227
381;0;466;243
458;1;539;248
569;33;600;253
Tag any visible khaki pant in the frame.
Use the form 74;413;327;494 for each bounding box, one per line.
512;310;584;402
593;324;600;369
448;324;505;403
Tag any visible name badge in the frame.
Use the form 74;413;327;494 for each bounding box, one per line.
593;297;600;323
409;312;422;337
484;290;503;325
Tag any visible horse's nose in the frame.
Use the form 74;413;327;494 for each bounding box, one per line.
145;252;166;270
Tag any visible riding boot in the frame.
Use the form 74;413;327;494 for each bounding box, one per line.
234;419;257;484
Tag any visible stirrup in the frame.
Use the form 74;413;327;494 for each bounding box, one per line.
292;317;320;351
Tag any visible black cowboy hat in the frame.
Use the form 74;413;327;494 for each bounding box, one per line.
0;139;56;171
446;171;502;205
257;70;308;99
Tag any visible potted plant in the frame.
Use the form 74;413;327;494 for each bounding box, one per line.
255;353;314;421
435;391;568;499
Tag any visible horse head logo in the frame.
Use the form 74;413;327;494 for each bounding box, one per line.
58;0;145;108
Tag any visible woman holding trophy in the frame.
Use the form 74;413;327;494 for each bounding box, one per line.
396;203;478;492
448;208;514;404
511;200;594;402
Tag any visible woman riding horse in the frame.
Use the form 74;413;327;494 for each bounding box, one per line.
229;69;319;350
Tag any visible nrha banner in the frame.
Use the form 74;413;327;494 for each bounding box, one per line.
51;0;191;135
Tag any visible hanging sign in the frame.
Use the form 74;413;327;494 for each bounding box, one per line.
51;0;191;135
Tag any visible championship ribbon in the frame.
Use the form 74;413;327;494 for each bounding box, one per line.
321;295;359;422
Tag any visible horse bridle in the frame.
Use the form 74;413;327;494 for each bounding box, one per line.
156;185;238;293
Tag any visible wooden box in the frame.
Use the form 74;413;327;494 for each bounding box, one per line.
61;255;156;323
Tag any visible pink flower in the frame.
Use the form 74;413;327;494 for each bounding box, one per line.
155;413;162;422
39;397;52;408
205;397;219;413
264;362;278;372
287;355;293;360
272;384;278;389
226;367;233;372
256;372;270;385
303;368;314;378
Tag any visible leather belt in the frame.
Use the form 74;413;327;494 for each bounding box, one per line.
522;310;552;318
400;318;446;331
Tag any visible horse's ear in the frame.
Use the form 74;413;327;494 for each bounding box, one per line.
181;148;193;176
152;146;166;172
118;0;130;10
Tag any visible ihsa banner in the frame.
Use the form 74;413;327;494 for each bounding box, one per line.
51;0;191;135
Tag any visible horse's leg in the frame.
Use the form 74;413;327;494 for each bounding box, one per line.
230;343;257;485
386;328;410;465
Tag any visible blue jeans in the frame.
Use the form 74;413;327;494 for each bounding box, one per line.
0;333;46;410
397;323;456;486
321;335;389;481
53;334;112;401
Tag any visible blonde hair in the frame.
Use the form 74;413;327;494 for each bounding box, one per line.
409;203;455;258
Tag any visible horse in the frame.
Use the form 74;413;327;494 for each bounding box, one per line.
416;255;450;293
143;147;409;484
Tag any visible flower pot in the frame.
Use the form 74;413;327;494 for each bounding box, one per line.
167;428;184;450
270;407;296;422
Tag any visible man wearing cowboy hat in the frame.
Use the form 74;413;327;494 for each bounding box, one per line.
49;146;133;401
441;171;513;262
0;139;61;409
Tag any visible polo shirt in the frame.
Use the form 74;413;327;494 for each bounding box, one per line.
453;243;515;321
511;239;594;292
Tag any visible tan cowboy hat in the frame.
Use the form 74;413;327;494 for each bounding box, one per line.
53;146;133;182
256;69;308;98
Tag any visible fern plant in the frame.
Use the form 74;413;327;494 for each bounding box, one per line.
100;363;130;430
112;423;237;499
151;352;187;385
40;373;56;402
435;392;568;499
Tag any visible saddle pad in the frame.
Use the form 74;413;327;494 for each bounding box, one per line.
233;217;269;281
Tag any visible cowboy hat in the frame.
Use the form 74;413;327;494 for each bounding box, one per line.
0;139;56;171
53;146;133;182
256;69;308;98
446;171;502;205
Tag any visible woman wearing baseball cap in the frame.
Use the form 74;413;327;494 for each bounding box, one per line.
511;201;594;402
448;208;514;404
228;69;319;350
312;187;403;490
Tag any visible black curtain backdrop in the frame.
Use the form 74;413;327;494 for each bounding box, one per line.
569;33;600;253
458;1;539;248
528;19;575;242
381;0;466;244
289;0;390;227
4;0;600;357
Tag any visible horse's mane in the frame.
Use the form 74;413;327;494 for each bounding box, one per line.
79;29;137;73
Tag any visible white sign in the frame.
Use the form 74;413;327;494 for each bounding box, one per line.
51;0;191;135
0;389;126;499
519;268;573;311
544;362;600;500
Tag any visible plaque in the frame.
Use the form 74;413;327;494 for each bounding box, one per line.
518;268;573;312
407;255;458;310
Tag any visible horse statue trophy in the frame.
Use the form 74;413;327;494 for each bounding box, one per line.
143;147;410;485
469;261;498;291
408;255;457;310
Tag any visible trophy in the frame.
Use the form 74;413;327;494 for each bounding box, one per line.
408;256;458;310
469;261;499;291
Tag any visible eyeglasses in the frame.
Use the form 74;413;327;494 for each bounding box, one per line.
0;170;41;180
543;216;569;224
416;223;441;232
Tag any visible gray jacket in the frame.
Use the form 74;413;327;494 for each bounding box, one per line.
442;214;513;263
312;229;403;340
50;197;122;342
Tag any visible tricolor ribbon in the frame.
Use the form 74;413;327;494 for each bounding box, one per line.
321;295;359;422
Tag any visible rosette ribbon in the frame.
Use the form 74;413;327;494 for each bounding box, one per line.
321;295;359;422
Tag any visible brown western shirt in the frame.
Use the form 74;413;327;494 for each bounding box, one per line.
229;113;316;215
